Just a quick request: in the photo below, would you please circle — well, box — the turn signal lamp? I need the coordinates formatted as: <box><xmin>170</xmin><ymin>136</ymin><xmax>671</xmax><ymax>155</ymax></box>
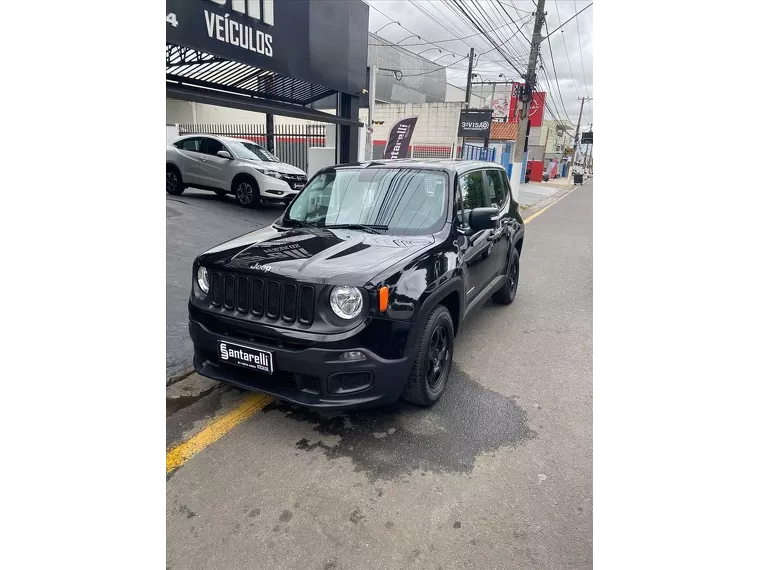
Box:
<box><xmin>378</xmin><ymin>286</ymin><xmax>389</xmax><ymax>312</ymax></box>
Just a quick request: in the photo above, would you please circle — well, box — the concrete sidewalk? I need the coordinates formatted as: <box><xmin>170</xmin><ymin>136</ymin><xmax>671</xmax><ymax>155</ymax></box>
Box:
<box><xmin>517</xmin><ymin>177</ymin><xmax>572</xmax><ymax>210</ymax></box>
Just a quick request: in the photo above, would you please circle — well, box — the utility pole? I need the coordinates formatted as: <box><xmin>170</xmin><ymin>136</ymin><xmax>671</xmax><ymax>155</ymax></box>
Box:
<box><xmin>365</xmin><ymin>65</ymin><xmax>377</xmax><ymax>161</ymax></box>
<box><xmin>461</xmin><ymin>48</ymin><xmax>476</xmax><ymax>155</ymax></box>
<box><xmin>464</xmin><ymin>48</ymin><xmax>475</xmax><ymax>108</ymax></box>
<box><xmin>511</xmin><ymin>0</ymin><xmax>545</xmax><ymax>198</ymax></box>
<box><xmin>569</xmin><ymin>97</ymin><xmax>591</xmax><ymax>175</ymax></box>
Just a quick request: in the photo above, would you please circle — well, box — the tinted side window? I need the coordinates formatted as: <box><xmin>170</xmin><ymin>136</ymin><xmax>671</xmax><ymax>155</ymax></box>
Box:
<box><xmin>485</xmin><ymin>169</ymin><xmax>507</xmax><ymax>210</ymax></box>
<box><xmin>176</xmin><ymin>137</ymin><xmax>201</xmax><ymax>152</ymax></box>
<box><xmin>460</xmin><ymin>171</ymin><xmax>487</xmax><ymax>209</ymax></box>
<box><xmin>457</xmin><ymin>171</ymin><xmax>487</xmax><ymax>227</ymax></box>
<box><xmin>202</xmin><ymin>138</ymin><xmax>225</xmax><ymax>155</ymax></box>
<box><xmin>499</xmin><ymin>169</ymin><xmax>512</xmax><ymax>210</ymax></box>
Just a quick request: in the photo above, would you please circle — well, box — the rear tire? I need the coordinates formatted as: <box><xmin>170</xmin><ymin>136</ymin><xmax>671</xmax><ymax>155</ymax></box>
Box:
<box><xmin>401</xmin><ymin>305</ymin><xmax>454</xmax><ymax>406</ymax></box>
<box><xmin>234</xmin><ymin>177</ymin><xmax>261</xmax><ymax>208</ymax></box>
<box><xmin>492</xmin><ymin>249</ymin><xmax>519</xmax><ymax>305</ymax></box>
<box><xmin>166</xmin><ymin>166</ymin><xmax>184</xmax><ymax>195</ymax></box>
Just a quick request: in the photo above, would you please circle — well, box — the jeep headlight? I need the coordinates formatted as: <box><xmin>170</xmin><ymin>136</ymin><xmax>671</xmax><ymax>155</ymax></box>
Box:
<box><xmin>197</xmin><ymin>266</ymin><xmax>209</xmax><ymax>294</ymax></box>
<box><xmin>258</xmin><ymin>168</ymin><xmax>283</xmax><ymax>179</ymax></box>
<box><xmin>329</xmin><ymin>286</ymin><xmax>363</xmax><ymax>320</ymax></box>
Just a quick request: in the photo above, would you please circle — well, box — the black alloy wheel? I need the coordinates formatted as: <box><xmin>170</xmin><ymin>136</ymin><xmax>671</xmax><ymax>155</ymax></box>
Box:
<box><xmin>166</xmin><ymin>167</ymin><xmax>184</xmax><ymax>195</ymax></box>
<box><xmin>235</xmin><ymin>179</ymin><xmax>260</xmax><ymax>208</ymax></box>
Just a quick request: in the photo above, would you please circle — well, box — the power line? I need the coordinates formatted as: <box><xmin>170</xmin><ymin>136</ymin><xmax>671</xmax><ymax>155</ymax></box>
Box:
<box><xmin>545</xmin><ymin>1</ymin><xmax>593</xmax><ymax>39</ymax></box>
<box><xmin>542</xmin><ymin>16</ymin><xmax>573</xmax><ymax>125</ymax></box>
<box><xmin>439</xmin><ymin>0</ymin><xmax>531</xmax><ymax>69</ymax></box>
<box><xmin>537</xmin><ymin>71</ymin><xmax>574</xmax><ymax>128</ymax></box>
<box><xmin>379</xmin><ymin>22</ymin><xmax>535</xmax><ymax>79</ymax></box>
<box><xmin>447</xmin><ymin>0</ymin><xmax>527</xmax><ymax>77</ymax></box>
<box><xmin>486</xmin><ymin>0</ymin><xmax>532</xmax><ymax>63</ymax></box>
<box><xmin>494</xmin><ymin>0</ymin><xmax>532</xmax><ymax>45</ymax></box>
<box><xmin>554</xmin><ymin>0</ymin><xmax>580</xmax><ymax>99</ymax></box>
<box><xmin>370</xmin><ymin>12</ymin><xmax>530</xmax><ymax>48</ymax></box>
<box><xmin>573</xmin><ymin>0</ymin><xmax>590</xmax><ymax>98</ymax></box>
<box><xmin>367</xmin><ymin>1</ymin><xmax>465</xmax><ymax>57</ymax></box>
<box><xmin>503</xmin><ymin>0</ymin><xmax>535</xmax><ymax>15</ymax></box>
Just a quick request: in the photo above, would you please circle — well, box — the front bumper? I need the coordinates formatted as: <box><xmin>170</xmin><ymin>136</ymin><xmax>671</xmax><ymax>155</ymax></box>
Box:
<box><xmin>258</xmin><ymin>177</ymin><xmax>302</xmax><ymax>200</ymax></box>
<box><xmin>189</xmin><ymin>318</ymin><xmax>413</xmax><ymax>409</ymax></box>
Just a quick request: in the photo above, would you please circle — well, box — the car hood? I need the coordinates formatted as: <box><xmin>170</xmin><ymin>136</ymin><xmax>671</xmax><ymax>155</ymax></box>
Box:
<box><xmin>242</xmin><ymin>159</ymin><xmax>306</xmax><ymax>176</ymax></box>
<box><xmin>198</xmin><ymin>226</ymin><xmax>435</xmax><ymax>285</ymax></box>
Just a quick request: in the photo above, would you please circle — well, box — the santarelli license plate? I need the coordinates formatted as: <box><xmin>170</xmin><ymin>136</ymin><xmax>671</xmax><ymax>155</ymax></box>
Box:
<box><xmin>218</xmin><ymin>341</ymin><xmax>274</xmax><ymax>374</ymax></box>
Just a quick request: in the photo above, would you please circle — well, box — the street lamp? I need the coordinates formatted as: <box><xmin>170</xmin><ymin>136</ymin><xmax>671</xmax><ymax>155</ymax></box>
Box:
<box><xmin>373</xmin><ymin>20</ymin><xmax>400</xmax><ymax>34</ymax></box>
<box><xmin>432</xmin><ymin>53</ymin><xmax>456</xmax><ymax>63</ymax></box>
<box><xmin>398</xmin><ymin>34</ymin><xmax>422</xmax><ymax>45</ymax></box>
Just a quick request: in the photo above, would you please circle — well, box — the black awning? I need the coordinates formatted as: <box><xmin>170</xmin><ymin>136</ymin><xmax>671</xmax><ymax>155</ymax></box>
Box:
<box><xmin>166</xmin><ymin>44</ymin><xmax>361</xmax><ymax>126</ymax></box>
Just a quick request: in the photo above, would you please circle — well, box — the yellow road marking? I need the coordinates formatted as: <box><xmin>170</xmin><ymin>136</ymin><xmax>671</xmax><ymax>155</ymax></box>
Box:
<box><xmin>166</xmin><ymin>184</ymin><xmax>584</xmax><ymax>474</ymax></box>
<box><xmin>166</xmin><ymin>392</ymin><xmax>273</xmax><ymax>474</ymax></box>
<box><xmin>523</xmin><ymin>183</ymin><xmax>581</xmax><ymax>224</ymax></box>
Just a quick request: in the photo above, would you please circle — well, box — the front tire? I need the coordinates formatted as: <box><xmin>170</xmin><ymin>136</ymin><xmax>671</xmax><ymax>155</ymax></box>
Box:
<box><xmin>166</xmin><ymin>166</ymin><xmax>184</xmax><ymax>195</ymax></box>
<box><xmin>492</xmin><ymin>249</ymin><xmax>520</xmax><ymax>305</ymax></box>
<box><xmin>235</xmin><ymin>177</ymin><xmax>261</xmax><ymax>208</ymax></box>
<box><xmin>401</xmin><ymin>305</ymin><xmax>454</xmax><ymax>406</ymax></box>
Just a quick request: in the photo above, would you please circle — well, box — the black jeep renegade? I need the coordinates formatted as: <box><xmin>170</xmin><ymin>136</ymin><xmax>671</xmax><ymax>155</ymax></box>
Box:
<box><xmin>189</xmin><ymin>159</ymin><xmax>525</xmax><ymax>409</ymax></box>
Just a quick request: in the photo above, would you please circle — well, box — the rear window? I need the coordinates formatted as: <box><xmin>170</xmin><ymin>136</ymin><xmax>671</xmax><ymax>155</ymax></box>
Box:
<box><xmin>175</xmin><ymin>138</ymin><xmax>201</xmax><ymax>152</ymax></box>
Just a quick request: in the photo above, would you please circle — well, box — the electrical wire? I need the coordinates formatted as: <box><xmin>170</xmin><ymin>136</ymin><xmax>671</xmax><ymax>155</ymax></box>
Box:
<box><xmin>573</xmin><ymin>0</ymin><xmax>590</xmax><ymax>98</ymax></box>
<box><xmin>382</xmin><ymin>21</ymin><xmax>534</xmax><ymax>79</ymax></box>
<box><xmin>438</xmin><ymin>0</ymin><xmax>530</xmax><ymax>69</ymax></box>
<box><xmin>447</xmin><ymin>0</ymin><xmax>527</xmax><ymax>77</ymax></box>
<box><xmin>453</xmin><ymin>0</ymin><xmax>527</xmax><ymax>66</ymax></box>
<box><xmin>554</xmin><ymin>0</ymin><xmax>581</xmax><ymax>100</ymax></box>
<box><xmin>368</xmin><ymin>1</ymin><xmax>465</xmax><ymax>58</ymax></box>
<box><xmin>494</xmin><ymin>0</ymin><xmax>532</xmax><ymax>45</ymax></box>
<box><xmin>485</xmin><ymin>0</ymin><xmax>532</xmax><ymax>63</ymax></box>
<box><xmin>369</xmin><ymin>12</ymin><xmax>530</xmax><ymax>48</ymax></box>
<box><xmin>542</xmin><ymin>16</ymin><xmax>574</xmax><ymax>125</ymax></box>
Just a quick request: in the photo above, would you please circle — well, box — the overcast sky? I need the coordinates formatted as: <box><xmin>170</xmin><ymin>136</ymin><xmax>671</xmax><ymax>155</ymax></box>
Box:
<box><xmin>365</xmin><ymin>0</ymin><xmax>593</xmax><ymax>129</ymax></box>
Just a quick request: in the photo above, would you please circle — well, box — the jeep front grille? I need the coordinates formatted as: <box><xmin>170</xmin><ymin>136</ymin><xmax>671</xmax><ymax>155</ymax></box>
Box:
<box><xmin>209</xmin><ymin>271</ymin><xmax>315</xmax><ymax>326</ymax></box>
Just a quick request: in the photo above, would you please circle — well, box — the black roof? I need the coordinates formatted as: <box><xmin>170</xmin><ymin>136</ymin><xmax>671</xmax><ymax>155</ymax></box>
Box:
<box><xmin>330</xmin><ymin>158</ymin><xmax>507</xmax><ymax>175</ymax></box>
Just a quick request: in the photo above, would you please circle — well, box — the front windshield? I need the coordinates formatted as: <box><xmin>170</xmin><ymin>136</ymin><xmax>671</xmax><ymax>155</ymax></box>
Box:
<box><xmin>284</xmin><ymin>168</ymin><xmax>449</xmax><ymax>235</ymax></box>
<box><xmin>227</xmin><ymin>141</ymin><xmax>279</xmax><ymax>162</ymax></box>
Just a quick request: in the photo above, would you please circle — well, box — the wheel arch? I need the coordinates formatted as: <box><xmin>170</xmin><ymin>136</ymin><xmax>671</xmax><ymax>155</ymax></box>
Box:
<box><xmin>411</xmin><ymin>276</ymin><xmax>464</xmax><ymax>346</ymax></box>
<box><xmin>231</xmin><ymin>172</ymin><xmax>259</xmax><ymax>193</ymax></box>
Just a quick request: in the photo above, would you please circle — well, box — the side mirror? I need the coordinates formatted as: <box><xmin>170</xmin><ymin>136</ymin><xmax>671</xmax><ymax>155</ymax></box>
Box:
<box><xmin>469</xmin><ymin>207</ymin><xmax>498</xmax><ymax>232</ymax></box>
<box><xmin>217</xmin><ymin>150</ymin><xmax>232</xmax><ymax>159</ymax></box>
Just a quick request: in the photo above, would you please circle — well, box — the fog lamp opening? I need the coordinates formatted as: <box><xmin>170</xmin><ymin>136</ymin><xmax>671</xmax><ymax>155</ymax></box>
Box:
<box><xmin>339</xmin><ymin>351</ymin><xmax>366</xmax><ymax>361</ymax></box>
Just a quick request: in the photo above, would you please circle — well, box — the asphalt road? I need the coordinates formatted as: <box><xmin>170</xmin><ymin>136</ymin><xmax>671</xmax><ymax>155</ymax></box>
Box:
<box><xmin>166</xmin><ymin>190</ymin><xmax>285</xmax><ymax>378</ymax></box>
<box><xmin>166</xmin><ymin>181</ymin><xmax>592</xmax><ymax>569</ymax></box>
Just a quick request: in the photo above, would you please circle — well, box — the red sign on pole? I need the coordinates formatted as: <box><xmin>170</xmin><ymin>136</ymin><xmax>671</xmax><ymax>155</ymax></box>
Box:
<box><xmin>507</xmin><ymin>84</ymin><xmax>546</xmax><ymax>127</ymax></box>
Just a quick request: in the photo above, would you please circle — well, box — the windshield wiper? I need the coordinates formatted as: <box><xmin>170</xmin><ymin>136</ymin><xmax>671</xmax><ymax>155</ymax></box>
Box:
<box><xmin>282</xmin><ymin>217</ymin><xmax>318</xmax><ymax>229</ymax></box>
<box><xmin>323</xmin><ymin>223</ymin><xmax>389</xmax><ymax>234</ymax></box>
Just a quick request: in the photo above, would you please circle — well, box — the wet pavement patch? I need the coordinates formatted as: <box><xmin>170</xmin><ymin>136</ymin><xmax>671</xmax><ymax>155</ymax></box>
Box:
<box><xmin>263</xmin><ymin>365</ymin><xmax>537</xmax><ymax>482</ymax></box>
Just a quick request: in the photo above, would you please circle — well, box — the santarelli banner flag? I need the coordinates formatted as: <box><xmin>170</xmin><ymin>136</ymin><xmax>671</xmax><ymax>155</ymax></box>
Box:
<box><xmin>383</xmin><ymin>117</ymin><xmax>419</xmax><ymax>159</ymax></box>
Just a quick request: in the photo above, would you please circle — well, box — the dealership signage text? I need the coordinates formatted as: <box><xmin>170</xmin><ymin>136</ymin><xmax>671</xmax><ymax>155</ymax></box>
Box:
<box><xmin>207</xmin><ymin>0</ymin><xmax>273</xmax><ymax>57</ymax></box>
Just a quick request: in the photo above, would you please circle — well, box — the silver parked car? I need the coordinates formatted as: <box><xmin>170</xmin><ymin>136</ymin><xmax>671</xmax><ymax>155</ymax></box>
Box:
<box><xmin>166</xmin><ymin>134</ymin><xmax>308</xmax><ymax>207</ymax></box>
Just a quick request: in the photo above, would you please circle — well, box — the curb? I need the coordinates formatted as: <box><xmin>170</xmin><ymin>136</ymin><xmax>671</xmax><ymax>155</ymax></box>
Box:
<box><xmin>166</xmin><ymin>366</ymin><xmax>195</xmax><ymax>388</ymax></box>
<box><xmin>519</xmin><ymin>182</ymin><xmax>579</xmax><ymax>220</ymax></box>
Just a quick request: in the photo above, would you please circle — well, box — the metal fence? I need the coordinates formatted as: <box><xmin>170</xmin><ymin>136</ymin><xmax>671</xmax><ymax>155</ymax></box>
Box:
<box><xmin>177</xmin><ymin>123</ymin><xmax>327</xmax><ymax>172</ymax></box>
<box><xmin>371</xmin><ymin>141</ymin><xmax>457</xmax><ymax>160</ymax></box>
<box><xmin>461</xmin><ymin>144</ymin><xmax>496</xmax><ymax>162</ymax></box>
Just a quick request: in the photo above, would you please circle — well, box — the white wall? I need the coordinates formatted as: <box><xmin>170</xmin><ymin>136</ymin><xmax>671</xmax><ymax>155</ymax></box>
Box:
<box><xmin>368</xmin><ymin>102</ymin><xmax>465</xmax><ymax>144</ymax></box>
<box><xmin>445</xmin><ymin>84</ymin><xmax>485</xmax><ymax>107</ymax></box>
<box><xmin>166</xmin><ymin>99</ymin><xmax>334</xmax><ymax>126</ymax></box>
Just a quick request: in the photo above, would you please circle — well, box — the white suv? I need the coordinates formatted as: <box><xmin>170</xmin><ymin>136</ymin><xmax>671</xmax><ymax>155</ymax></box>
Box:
<box><xmin>166</xmin><ymin>134</ymin><xmax>308</xmax><ymax>207</ymax></box>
